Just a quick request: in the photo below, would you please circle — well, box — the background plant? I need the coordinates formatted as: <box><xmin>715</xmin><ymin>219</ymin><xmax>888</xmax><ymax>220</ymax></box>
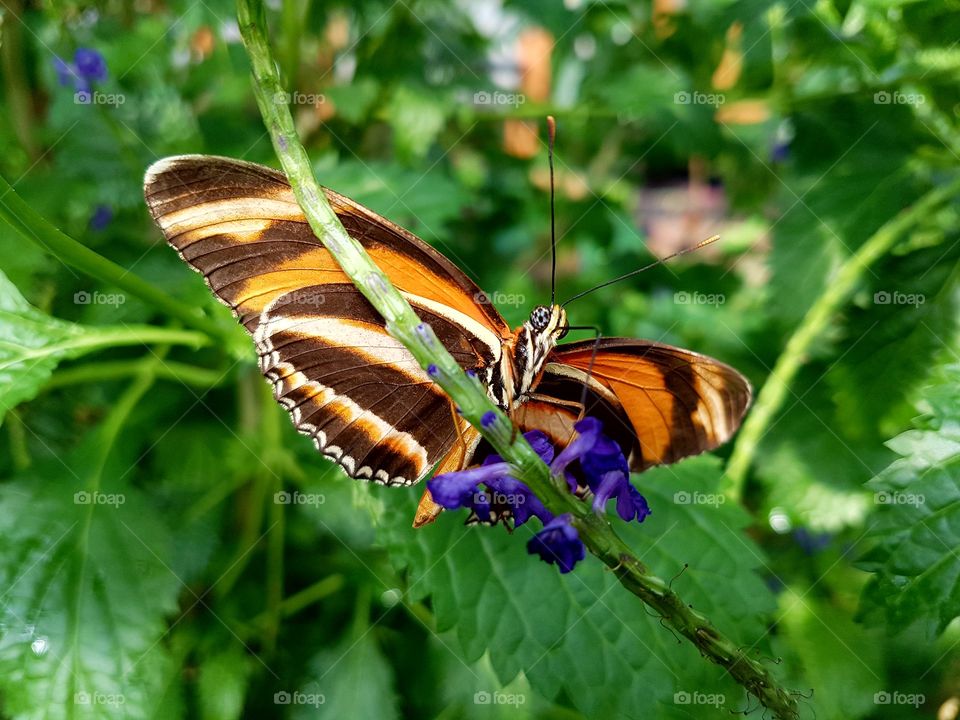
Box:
<box><xmin>0</xmin><ymin>1</ymin><xmax>958</xmax><ymax>719</ymax></box>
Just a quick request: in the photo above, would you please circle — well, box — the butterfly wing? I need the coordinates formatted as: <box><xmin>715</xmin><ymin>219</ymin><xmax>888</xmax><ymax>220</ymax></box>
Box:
<box><xmin>515</xmin><ymin>338</ymin><xmax>751</xmax><ymax>471</ymax></box>
<box><xmin>145</xmin><ymin>155</ymin><xmax>504</xmax><ymax>486</ymax></box>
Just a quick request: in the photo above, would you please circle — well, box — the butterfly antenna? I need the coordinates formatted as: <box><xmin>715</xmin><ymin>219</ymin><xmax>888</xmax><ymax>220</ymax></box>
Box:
<box><xmin>561</xmin><ymin>234</ymin><xmax>720</xmax><ymax>308</ymax></box>
<box><xmin>547</xmin><ymin>116</ymin><xmax>558</xmax><ymax>306</ymax></box>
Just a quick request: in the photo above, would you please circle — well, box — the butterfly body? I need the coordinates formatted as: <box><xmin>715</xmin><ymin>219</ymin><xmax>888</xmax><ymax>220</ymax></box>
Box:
<box><xmin>144</xmin><ymin>156</ymin><xmax>751</xmax><ymax>515</ymax></box>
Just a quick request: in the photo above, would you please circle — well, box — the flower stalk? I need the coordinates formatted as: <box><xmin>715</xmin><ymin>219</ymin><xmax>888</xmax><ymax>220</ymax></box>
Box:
<box><xmin>723</xmin><ymin>175</ymin><xmax>960</xmax><ymax>499</ymax></box>
<box><xmin>235</xmin><ymin>1</ymin><xmax>798</xmax><ymax>716</ymax></box>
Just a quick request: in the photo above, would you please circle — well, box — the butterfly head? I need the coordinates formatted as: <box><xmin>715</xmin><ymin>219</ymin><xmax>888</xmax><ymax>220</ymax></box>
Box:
<box><xmin>528</xmin><ymin>304</ymin><xmax>568</xmax><ymax>341</ymax></box>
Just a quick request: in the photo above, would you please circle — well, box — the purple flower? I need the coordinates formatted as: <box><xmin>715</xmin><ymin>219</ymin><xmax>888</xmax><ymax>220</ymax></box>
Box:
<box><xmin>54</xmin><ymin>57</ymin><xmax>77</xmax><ymax>87</ymax></box>
<box><xmin>527</xmin><ymin>514</ymin><xmax>584</xmax><ymax>573</ymax></box>
<box><xmin>551</xmin><ymin>417</ymin><xmax>651</xmax><ymax>524</ymax></box>
<box><xmin>427</xmin><ymin>416</ymin><xmax>648</xmax><ymax>576</ymax></box>
<box><xmin>592</xmin><ymin>473</ymin><xmax>652</xmax><ymax>522</ymax></box>
<box><xmin>550</xmin><ymin>417</ymin><xmax>602</xmax><ymax>475</ymax></box>
<box><xmin>74</xmin><ymin>48</ymin><xmax>107</xmax><ymax>83</ymax></box>
<box><xmin>52</xmin><ymin>48</ymin><xmax>108</xmax><ymax>94</ymax></box>
<box><xmin>427</xmin><ymin>463</ymin><xmax>500</xmax><ymax>510</ymax></box>
<box><xmin>427</xmin><ymin>430</ymin><xmax>554</xmax><ymax>526</ymax></box>
<box><xmin>89</xmin><ymin>204</ymin><xmax>113</xmax><ymax>231</ymax></box>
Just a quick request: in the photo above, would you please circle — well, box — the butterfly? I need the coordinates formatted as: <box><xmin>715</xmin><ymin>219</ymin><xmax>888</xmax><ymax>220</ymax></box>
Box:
<box><xmin>144</xmin><ymin>155</ymin><xmax>751</xmax><ymax>526</ymax></box>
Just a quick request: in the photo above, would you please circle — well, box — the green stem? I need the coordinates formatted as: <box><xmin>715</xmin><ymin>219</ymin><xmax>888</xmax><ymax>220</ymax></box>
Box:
<box><xmin>263</xmin><ymin>383</ymin><xmax>285</xmax><ymax>654</ymax></box>
<box><xmin>723</xmin><ymin>176</ymin><xmax>960</xmax><ymax>498</ymax></box>
<box><xmin>235</xmin><ymin>2</ymin><xmax>798</xmax><ymax>716</ymax></box>
<box><xmin>0</xmin><ymin>325</ymin><xmax>208</xmax><ymax>370</ymax></box>
<box><xmin>240</xmin><ymin>574</ymin><xmax>344</xmax><ymax>638</ymax></box>
<box><xmin>69</xmin><ymin>349</ymin><xmax>165</xmax><ymax>703</ymax></box>
<box><xmin>0</xmin><ymin>173</ymin><xmax>232</xmax><ymax>343</ymax></box>
<box><xmin>0</xmin><ymin>0</ymin><xmax>41</xmax><ymax>160</ymax></box>
<box><xmin>45</xmin><ymin>357</ymin><xmax>228</xmax><ymax>390</ymax></box>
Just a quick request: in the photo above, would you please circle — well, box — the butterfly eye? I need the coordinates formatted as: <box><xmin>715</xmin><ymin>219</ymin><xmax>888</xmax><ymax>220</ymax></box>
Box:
<box><xmin>557</xmin><ymin>326</ymin><xmax>569</xmax><ymax>340</ymax></box>
<box><xmin>530</xmin><ymin>305</ymin><xmax>551</xmax><ymax>331</ymax></box>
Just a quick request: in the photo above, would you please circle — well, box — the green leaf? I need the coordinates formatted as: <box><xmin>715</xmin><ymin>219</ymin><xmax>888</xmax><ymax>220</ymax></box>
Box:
<box><xmin>860</xmin><ymin>360</ymin><xmax>960</xmax><ymax>635</ymax></box>
<box><xmin>0</xmin><ymin>438</ymin><xmax>182</xmax><ymax>719</ymax></box>
<box><xmin>384</xmin><ymin>456</ymin><xmax>776</xmax><ymax>718</ymax></box>
<box><xmin>292</xmin><ymin>626</ymin><xmax>399</xmax><ymax>720</ymax></box>
<box><xmin>385</xmin><ymin>86</ymin><xmax>447</xmax><ymax>162</ymax></box>
<box><xmin>198</xmin><ymin>645</ymin><xmax>253</xmax><ymax>720</ymax></box>
<box><xmin>776</xmin><ymin>590</ymin><xmax>884</xmax><ymax>720</ymax></box>
<box><xmin>0</xmin><ymin>269</ymin><xmax>91</xmax><ymax>421</ymax></box>
<box><xmin>0</xmin><ymin>269</ymin><xmax>207</xmax><ymax>424</ymax></box>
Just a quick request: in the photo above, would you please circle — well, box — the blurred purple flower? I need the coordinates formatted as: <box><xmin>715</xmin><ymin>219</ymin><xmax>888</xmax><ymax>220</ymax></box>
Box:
<box><xmin>89</xmin><ymin>204</ymin><xmax>113</xmax><ymax>231</ymax></box>
<box><xmin>53</xmin><ymin>48</ymin><xmax>108</xmax><ymax>94</ymax></box>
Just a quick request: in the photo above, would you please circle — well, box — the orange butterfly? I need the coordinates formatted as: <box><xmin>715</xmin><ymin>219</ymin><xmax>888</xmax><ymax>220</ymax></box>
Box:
<box><xmin>144</xmin><ymin>155</ymin><xmax>750</xmax><ymax>526</ymax></box>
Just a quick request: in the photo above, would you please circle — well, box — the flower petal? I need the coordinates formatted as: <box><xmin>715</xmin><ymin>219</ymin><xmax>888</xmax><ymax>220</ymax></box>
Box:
<box><xmin>526</xmin><ymin>514</ymin><xmax>585</xmax><ymax>573</ymax></box>
<box><xmin>74</xmin><ymin>48</ymin><xmax>108</xmax><ymax>82</ymax></box>
<box><xmin>550</xmin><ymin>417</ymin><xmax>602</xmax><ymax>474</ymax></box>
<box><xmin>427</xmin><ymin>462</ymin><xmax>510</xmax><ymax>509</ymax></box>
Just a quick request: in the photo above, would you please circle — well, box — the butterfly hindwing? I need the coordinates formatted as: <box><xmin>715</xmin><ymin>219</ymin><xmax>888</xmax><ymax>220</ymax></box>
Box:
<box><xmin>144</xmin><ymin>155</ymin><xmax>507</xmax><ymax>486</ymax></box>
<box><xmin>526</xmin><ymin>339</ymin><xmax>751</xmax><ymax>470</ymax></box>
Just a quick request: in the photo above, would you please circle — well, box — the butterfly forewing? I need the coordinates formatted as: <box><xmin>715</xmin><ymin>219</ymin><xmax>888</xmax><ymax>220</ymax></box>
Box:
<box><xmin>144</xmin><ymin>155</ymin><xmax>506</xmax><ymax>486</ymax></box>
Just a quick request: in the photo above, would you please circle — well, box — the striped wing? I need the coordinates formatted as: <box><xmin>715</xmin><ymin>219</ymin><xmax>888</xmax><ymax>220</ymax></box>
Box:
<box><xmin>144</xmin><ymin>155</ymin><xmax>506</xmax><ymax>486</ymax></box>
<box><xmin>516</xmin><ymin>339</ymin><xmax>751</xmax><ymax>471</ymax></box>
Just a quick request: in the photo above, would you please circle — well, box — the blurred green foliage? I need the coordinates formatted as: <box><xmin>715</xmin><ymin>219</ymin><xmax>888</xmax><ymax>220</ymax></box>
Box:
<box><xmin>0</xmin><ymin>0</ymin><xmax>959</xmax><ymax>718</ymax></box>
